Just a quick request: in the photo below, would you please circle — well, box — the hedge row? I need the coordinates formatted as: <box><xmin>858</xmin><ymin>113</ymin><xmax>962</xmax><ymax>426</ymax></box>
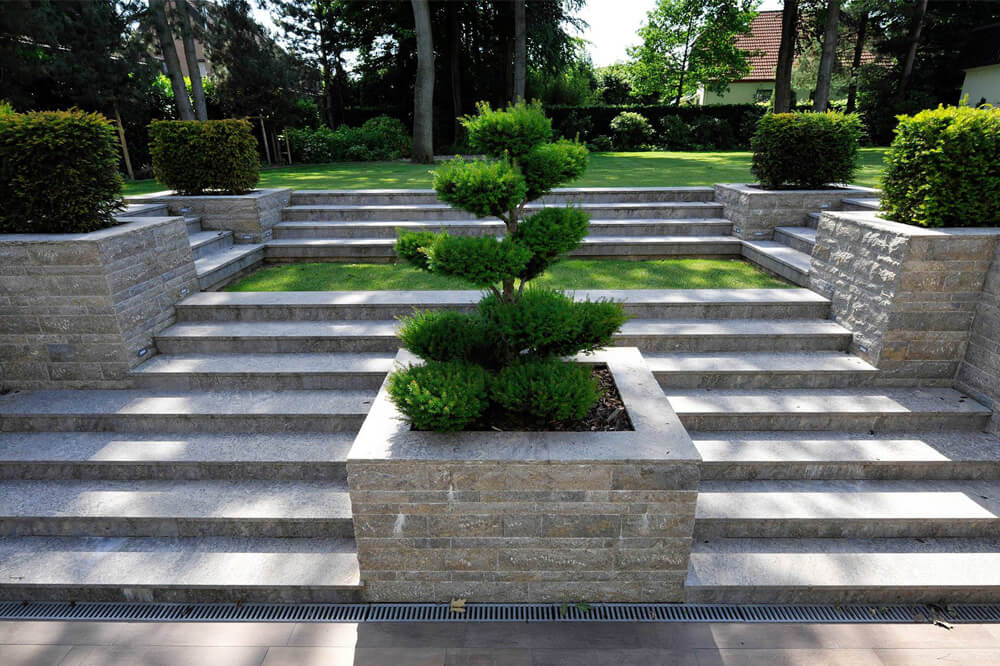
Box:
<box><xmin>285</xmin><ymin>116</ymin><xmax>411</xmax><ymax>163</ymax></box>
<box><xmin>149</xmin><ymin>119</ymin><xmax>260</xmax><ymax>195</ymax></box>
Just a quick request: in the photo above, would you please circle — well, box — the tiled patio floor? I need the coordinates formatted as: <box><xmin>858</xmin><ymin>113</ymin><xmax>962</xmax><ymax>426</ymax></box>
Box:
<box><xmin>0</xmin><ymin>620</ymin><xmax>998</xmax><ymax>665</ymax></box>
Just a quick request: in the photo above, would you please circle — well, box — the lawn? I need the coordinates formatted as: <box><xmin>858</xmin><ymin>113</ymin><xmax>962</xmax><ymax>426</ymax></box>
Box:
<box><xmin>123</xmin><ymin>148</ymin><xmax>887</xmax><ymax>195</ymax></box>
<box><xmin>226</xmin><ymin>258</ymin><xmax>791</xmax><ymax>292</ymax></box>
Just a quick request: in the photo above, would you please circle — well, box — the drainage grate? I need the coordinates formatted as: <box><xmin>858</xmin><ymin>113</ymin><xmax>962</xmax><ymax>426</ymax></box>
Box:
<box><xmin>0</xmin><ymin>601</ymin><xmax>996</xmax><ymax>623</ymax></box>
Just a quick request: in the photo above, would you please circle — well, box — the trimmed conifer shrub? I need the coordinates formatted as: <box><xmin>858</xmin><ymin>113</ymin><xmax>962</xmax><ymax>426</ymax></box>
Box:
<box><xmin>751</xmin><ymin>112</ymin><xmax>863</xmax><ymax>188</ymax></box>
<box><xmin>149</xmin><ymin>119</ymin><xmax>259</xmax><ymax>195</ymax></box>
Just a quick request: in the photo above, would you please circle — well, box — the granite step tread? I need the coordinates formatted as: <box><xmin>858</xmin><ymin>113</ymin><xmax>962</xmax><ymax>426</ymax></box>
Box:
<box><xmin>291</xmin><ymin>186</ymin><xmax>715</xmax><ymax>196</ymax></box>
<box><xmin>774</xmin><ymin>226</ymin><xmax>817</xmax><ymax>243</ymax></box>
<box><xmin>132</xmin><ymin>352</ymin><xmax>395</xmax><ymax>377</ymax></box>
<box><xmin>842</xmin><ymin>197</ymin><xmax>881</xmax><ymax>211</ymax></box>
<box><xmin>694</xmin><ymin>430</ymin><xmax>1000</xmax><ymax>480</ymax></box>
<box><xmin>0</xmin><ymin>536</ymin><xmax>361</xmax><ymax>602</ymax></box>
<box><xmin>188</xmin><ymin>229</ymin><xmax>233</xmax><ymax>250</ymax></box>
<box><xmin>742</xmin><ymin>240</ymin><xmax>813</xmax><ymax>273</ymax></box>
<box><xmin>272</xmin><ymin>217</ymin><xmax>734</xmax><ymax>230</ymax></box>
<box><xmin>193</xmin><ymin>243</ymin><xmax>263</xmax><ymax>277</ymax></box>
<box><xmin>645</xmin><ymin>351</ymin><xmax>876</xmax><ymax>374</ymax></box>
<box><xmin>283</xmin><ymin>201</ymin><xmax>724</xmax><ymax>213</ymax></box>
<box><xmin>686</xmin><ymin>537</ymin><xmax>1000</xmax><ymax>603</ymax></box>
<box><xmin>264</xmin><ymin>234</ymin><xmax>743</xmax><ymax>247</ymax></box>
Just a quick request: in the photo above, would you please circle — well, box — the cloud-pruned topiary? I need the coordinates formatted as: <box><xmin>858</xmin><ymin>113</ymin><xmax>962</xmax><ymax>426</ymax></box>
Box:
<box><xmin>389</xmin><ymin>101</ymin><xmax>628</xmax><ymax>432</ymax></box>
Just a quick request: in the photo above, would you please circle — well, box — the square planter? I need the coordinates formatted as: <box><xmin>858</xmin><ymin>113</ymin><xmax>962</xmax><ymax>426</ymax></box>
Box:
<box><xmin>128</xmin><ymin>188</ymin><xmax>292</xmax><ymax>244</ymax></box>
<box><xmin>715</xmin><ymin>183</ymin><xmax>878</xmax><ymax>240</ymax></box>
<box><xmin>347</xmin><ymin>347</ymin><xmax>701</xmax><ymax>603</ymax></box>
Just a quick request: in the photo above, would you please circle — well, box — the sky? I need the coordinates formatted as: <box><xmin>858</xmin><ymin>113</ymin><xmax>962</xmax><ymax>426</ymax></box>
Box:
<box><xmin>253</xmin><ymin>0</ymin><xmax>787</xmax><ymax>70</ymax></box>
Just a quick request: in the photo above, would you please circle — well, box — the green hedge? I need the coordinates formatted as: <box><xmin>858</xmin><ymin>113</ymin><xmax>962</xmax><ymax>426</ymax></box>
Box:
<box><xmin>751</xmin><ymin>112</ymin><xmax>863</xmax><ymax>189</ymax></box>
<box><xmin>0</xmin><ymin>109</ymin><xmax>124</xmax><ymax>233</ymax></box>
<box><xmin>881</xmin><ymin>105</ymin><xmax>1000</xmax><ymax>228</ymax></box>
<box><xmin>149</xmin><ymin>119</ymin><xmax>259</xmax><ymax>195</ymax></box>
<box><xmin>285</xmin><ymin>116</ymin><xmax>410</xmax><ymax>163</ymax></box>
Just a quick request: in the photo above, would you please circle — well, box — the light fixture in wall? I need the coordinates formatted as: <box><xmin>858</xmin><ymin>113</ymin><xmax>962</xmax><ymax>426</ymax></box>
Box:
<box><xmin>179</xmin><ymin>288</ymin><xmax>190</xmax><ymax>297</ymax></box>
<box><xmin>137</xmin><ymin>348</ymin><xmax>149</xmax><ymax>358</ymax></box>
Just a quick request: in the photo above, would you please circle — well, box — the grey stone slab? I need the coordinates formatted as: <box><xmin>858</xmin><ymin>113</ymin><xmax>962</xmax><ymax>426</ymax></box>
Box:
<box><xmin>194</xmin><ymin>244</ymin><xmax>263</xmax><ymax>290</ymax></box>
<box><xmin>616</xmin><ymin>319</ymin><xmax>852</xmax><ymax>352</ymax></box>
<box><xmin>154</xmin><ymin>320</ymin><xmax>400</xmax><ymax>354</ymax></box>
<box><xmin>742</xmin><ymin>240</ymin><xmax>813</xmax><ymax>273</ymax></box>
<box><xmin>646</xmin><ymin>352</ymin><xmax>877</xmax><ymax>384</ymax></box>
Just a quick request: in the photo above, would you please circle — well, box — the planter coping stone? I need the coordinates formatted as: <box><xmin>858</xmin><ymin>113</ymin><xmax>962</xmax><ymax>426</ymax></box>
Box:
<box><xmin>820</xmin><ymin>210</ymin><xmax>1000</xmax><ymax>238</ymax></box>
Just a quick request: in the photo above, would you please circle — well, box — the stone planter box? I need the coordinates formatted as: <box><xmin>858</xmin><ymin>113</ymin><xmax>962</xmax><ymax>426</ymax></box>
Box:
<box><xmin>715</xmin><ymin>183</ymin><xmax>877</xmax><ymax>240</ymax></box>
<box><xmin>129</xmin><ymin>188</ymin><xmax>292</xmax><ymax>244</ymax></box>
<box><xmin>0</xmin><ymin>216</ymin><xmax>198</xmax><ymax>390</ymax></box>
<box><xmin>811</xmin><ymin>210</ymin><xmax>1000</xmax><ymax>387</ymax></box>
<box><xmin>347</xmin><ymin>347</ymin><xmax>701</xmax><ymax>603</ymax></box>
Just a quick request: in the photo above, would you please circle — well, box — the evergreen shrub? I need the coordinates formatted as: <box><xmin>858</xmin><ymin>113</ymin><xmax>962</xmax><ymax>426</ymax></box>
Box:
<box><xmin>149</xmin><ymin>119</ymin><xmax>259</xmax><ymax>195</ymax></box>
<box><xmin>751</xmin><ymin>112</ymin><xmax>863</xmax><ymax>188</ymax></box>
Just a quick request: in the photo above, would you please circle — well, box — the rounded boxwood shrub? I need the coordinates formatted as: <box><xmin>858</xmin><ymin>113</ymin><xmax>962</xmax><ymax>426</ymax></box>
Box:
<box><xmin>149</xmin><ymin>119</ymin><xmax>259</xmax><ymax>195</ymax></box>
<box><xmin>609</xmin><ymin>111</ymin><xmax>654</xmax><ymax>150</ymax></box>
<box><xmin>490</xmin><ymin>357</ymin><xmax>599</xmax><ymax>422</ymax></box>
<box><xmin>751</xmin><ymin>112</ymin><xmax>863</xmax><ymax>188</ymax></box>
<box><xmin>881</xmin><ymin>105</ymin><xmax>1000</xmax><ymax>228</ymax></box>
<box><xmin>0</xmin><ymin>108</ymin><xmax>124</xmax><ymax>233</ymax></box>
<box><xmin>388</xmin><ymin>361</ymin><xmax>490</xmax><ymax>432</ymax></box>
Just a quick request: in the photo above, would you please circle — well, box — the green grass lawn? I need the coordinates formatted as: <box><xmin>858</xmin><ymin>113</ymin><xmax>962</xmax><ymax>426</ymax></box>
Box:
<box><xmin>123</xmin><ymin>148</ymin><xmax>887</xmax><ymax>195</ymax></box>
<box><xmin>226</xmin><ymin>258</ymin><xmax>791</xmax><ymax>292</ymax></box>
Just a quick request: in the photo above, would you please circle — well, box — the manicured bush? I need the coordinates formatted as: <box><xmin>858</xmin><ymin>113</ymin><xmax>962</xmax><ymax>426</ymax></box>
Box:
<box><xmin>389</xmin><ymin>102</ymin><xmax>628</xmax><ymax>431</ymax></box>
<box><xmin>388</xmin><ymin>361</ymin><xmax>490</xmax><ymax>432</ymax></box>
<box><xmin>881</xmin><ymin>105</ymin><xmax>1000</xmax><ymax>228</ymax></box>
<box><xmin>609</xmin><ymin>111</ymin><xmax>654</xmax><ymax>150</ymax></box>
<box><xmin>689</xmin><ymin>116</ymin><xmax>736</xmax><ymax>150</ymax></box>
<box><xmin>0</xmin><ymin>108</ymin><xmax>124</xmax><ymax>233</ymax></box>
<box><xmin>149</xmin><ymin>119</ymin><xmax>259</xmax><ymax>195</ymax></box>
<box><xmin>491</xmin><ymin>357</ymin><xmax>599</xmax><ymax>422</ymax></box>
<box><xmin>660</xmin><ymin>115</ymin><xmax>693</xmax><ymax>150</ymax></box>
<box><xmin>751</xmin><ymin>112</ymin><xmax>863</xmax><ymax>189</ymax></box>
<box><xmin>284</xmin><ymin>115</ymin><xmax>411</xmax><ymax>163</ymax></box>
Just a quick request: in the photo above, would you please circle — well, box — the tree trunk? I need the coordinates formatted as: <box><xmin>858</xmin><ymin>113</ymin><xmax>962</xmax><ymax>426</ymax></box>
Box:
<box><xmin>895</xmin><ymin>0</ymin><xmax>928</xmax><ymax>104</ymax></box>
<box><xmin>773</xmin><ymin>0</ymin><xmax>799</xmax><ymax>113</ymax></box>
<box><xmin>410</xmin><ymin>0</ymin><xmax>435</xmax><ymax>163</ymax></box>
<box><xmin>449</xmin><ymin>3</ymin><xmax>463</xmax><ymax>144</ymax></box>
<box><xmin>175</xmin><ymin>0</ymin><xmax>208</xmax><ymax>120</ymax></box>
<box><xmin>846</xmin><ymin>10</ymin><xmax>868</xmax><ymax>114</ymax></box>
<box><xmin>513</xmin><ymin>0</ymin><xmax>526</xmax><ymax>102</ymax></box>
<box><xmin>674</xmin><ymin>15</ymin><xmax>696</xmax><ymax>106</ymax></box>
<box><xmin>113</xmin><ymin>102</ymin><xmax>134</xmax><ymax>181</ymax></box>
<box><xmin>813</xmin><ymin>0</ymin><xmax>841</xmax><ymax>111</ymax></box>
<box><xmin>149</xmin><ymin>0</ymin><xmax>194</xmax><ymax>120</ymax></box>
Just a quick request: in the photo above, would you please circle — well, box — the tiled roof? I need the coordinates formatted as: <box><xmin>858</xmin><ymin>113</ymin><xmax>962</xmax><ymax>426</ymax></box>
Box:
<box><xmin>734</xmin><ymin>10</ymin><xmax>783</xmax><ymax>82</ymax></box>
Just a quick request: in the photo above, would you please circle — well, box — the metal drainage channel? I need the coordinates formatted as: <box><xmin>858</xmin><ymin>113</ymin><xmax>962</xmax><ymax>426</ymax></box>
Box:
<box><xmin>0</xmin><ymin>602</ymin><xmax>998</xmax><ymax>624</ymax></box>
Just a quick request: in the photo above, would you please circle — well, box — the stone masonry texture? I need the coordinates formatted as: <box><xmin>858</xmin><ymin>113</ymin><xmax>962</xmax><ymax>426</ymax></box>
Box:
<box><xmin>715</xmin><ymin>183</ymin><xmax>876</xmax><ymax>241</ymax></box>
<box><xmin>0</xmin><ymin>217</ymin><xmax>199</xmax><ymax>390</ymax></box>
<box><xmin>139</xmin><ymin>189</ymin><xmax>292</xmax><ymax>244</ymax></box>
<box><xmin>810</xmin><ymin>211</ymin><xmax>1000</xmax><ymax>387</ymax></box>
<box><xmin>958</xmin><ymin>242</ymin><xmax>1000</xmax><ymax>434</ymax></box>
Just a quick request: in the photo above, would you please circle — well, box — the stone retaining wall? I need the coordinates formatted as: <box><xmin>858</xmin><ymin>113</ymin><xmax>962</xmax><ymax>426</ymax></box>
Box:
<box><xmin>715</xmin><ymin>183</ymin><xmax>876</xmax><ymax>241</ymax></box>
<box><xmin>957</xmin><ymin>243</ymin><xmax>1000</xmax><ymax>434</ymax></box>
<box><xmin>134</xmin><ymin>188</ymin><xmax>292</xmax><ymax>244</ymax></box>
<box><xmin>0</xmin><ymin>217</ymin><xmax>198</xmax><ymax>390</ymax></box>
<box><xmin>810</xmin><ymin>210</ymin><xmax>1000</xmax><ymax>387</ymax></box>
<box><xmin>347</xmin><ymin>348</ymin><xmax>700</xmax><ymax>603</ymax></box>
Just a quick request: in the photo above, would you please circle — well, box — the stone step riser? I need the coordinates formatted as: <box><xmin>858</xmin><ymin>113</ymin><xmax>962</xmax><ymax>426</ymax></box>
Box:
<box><xmin>676</xmin><ymin>413</ymin><xmax>991</xmax><ymax>432</ymax></box>
<box><xmin>740</xmin><ymin>246</ymin><xmax>810</xmax><ymax>287</ymax></box>
<box><xmin>0</xmin><ymin>414</ymin><xmax>365</xmax><ymax>434</ymax></box>
<box><xmin>131</xmin><ymin>372</ymin><xmax>385</xmax><ymax>391</ymax></box>
<box><xmin>0</xmin><ymin>462</ymin><xmax>347</xmax><ymax>482</ymax></box>
<box><xmin>156</xmin><ymin>334</ymin><xmax>851</xmax><ymax>355</ymax></box>
<box><xmin>693</xmin><ymin>518</ymin><xmax>1000</xmax><ymax>540</ymax></box>
<box><xmin>683</xmin><ymin>585</ymin><xmax>1000</xmax><ymax>605</ymax></box>
<box><xmin>176</xmin><ymin>302</ymin><xmax>831</xmax><ymax>322</ymax></box>
<box><xmin>185</xmin><ymin>217</ymin><xmax>203</xmax><ymax>235</ymax></box>
<box><xmin>700</xmin><ymin>461</ymin><xmax>1000</xmax><ymax>481</ymax></box>
<box><xmin>656</xmin><ymin>372</ymin><xmax>876</xmax><ymax>390</ymax></box>
<box><xmin>1</xmin><ymin>584</ymin><xmax>363</xmax><ymax>604</ymax></box>
<box><xmin>774</xmin><ymin>230</ymin><xmax>816</xmax><ymax>254</ymax></box>
<box><xmin>289</xmin><ymin>190</ymin><xmax>716</xmax><ymax>206</ymax></box>
<box><xmin>190</xmin><ymin>234</ymin><xmax>234</xmax><ymax>260</ymax></box>
<box><xmin>281</xmin><ymin>204</ymin><xmax>725</xmax><ymax>222</ymax></box>
<box><xmin>804</xmin><ymin>213</ymin><xmax>820</xmax><ymax>229</ymax></box>
<box><xmin>0</xmin><ymin>517</ymin><xmax>355</xmax><ymax>539</ymax></box>
<box><xmin>272</xmin><ymin>221</ymin><xmax>734</xmax><ymax>239</ymax></box>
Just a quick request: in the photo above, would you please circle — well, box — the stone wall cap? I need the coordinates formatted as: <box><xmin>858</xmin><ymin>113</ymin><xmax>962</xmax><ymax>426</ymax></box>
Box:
<box><xmin>133</xmin><ymin>187</ymin><xmax>292</xmax><ymax>202</ymax></box>
<box><xmin>716</xmin><ymin>183</ymin><xmax>880</xmax><ymax>195</ymax></box>
<box><xmin>822</xmin><ymin>210</ymin><xmax>1000</xmax><ymax>238</ymax></box>
<box><xmin>348</xmin><ymin>347</ymin><xmax>700</xmax><ymax>465</ymax></box>
<box><xmin>0</xmin><ymin>215</ymin><xmax>185</xmax><ymax>243</ymax></box>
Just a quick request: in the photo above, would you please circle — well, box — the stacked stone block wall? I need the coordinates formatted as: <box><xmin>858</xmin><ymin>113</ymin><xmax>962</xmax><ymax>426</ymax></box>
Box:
<box><xmin>0</xmin><ymin>217</ymin><xmax>198</xmax><ymax>390</ymax></box>
<box><xmin>810</xmin><ymin>211</ymin><xmax>1000</xmax><ymax>387</ymax></box>
<box><xmin>137</xmin><ymin>189</ymin><xmax>291</xmax><ymax>244</ymax></box>
<box><xmin>958</xmin><ymin>243</ymin><xmax>1000</xmax><ymax>434</ymax></box>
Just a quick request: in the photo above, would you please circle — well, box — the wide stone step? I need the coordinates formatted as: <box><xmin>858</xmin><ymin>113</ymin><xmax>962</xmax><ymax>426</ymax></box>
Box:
<box><xmin>0</xmin><ymin>536</ymin><xmax>362</xmax><ymax>602</ymax></box>
<box><xmin>841</xmin><ymin>197</ymin><xmax>881</xmax><ymax>212</ymax></box>
<box><xmin>195</xmin><ymin>244</ymin><xmax>263</xmax><ymax>291</ymax></box>
<box><xmin>289</xmin><ymin>186</ymin><xmax>716</xmax><ymax>206</ymax></box>
<box><xmin>665</xmin><ymin>388</ymin><xmax>992</xmax><ymax>431</ymax></box>
<box><xmin>0</xmin><ymin>432</ymin><xmax>353</xmax><ymax>480</ymax></box>
<box><xmin>741</xmin><ymin>241</ymin><xmax>812</xmax><ymax>287</ymax></box>
<box><xmin>131</xmin><ymin>352</ymin><xmax>394</xmax><ymax>390</ymax></box>
<box><xmin>617</xmin><ymin>319</ymin><xmax>852</xmax><ymax>353</ymax></box>
<box><xmin>185</xmin><ymin>215</ymin><xmax>203</xmax><ymax>235</ymax></box>
<box><xmin>686</xmin><ymin>537</ymin><xmax>1000</xmax><ymax>603</ymax></box>
<box><xmin>281</xmin><ymin>201</ymin><xmax>725</xmax><ymax>222</ymax></box>
<box><xmin>175</xmin><ymin>288</ymin><xmax>830</xmax><ymax>322</ymax></box>
<box><xmin>263</xmin><ymin>235</ymin><xmax>742</xmax><ymax>262</ymax></box>
<box><xmin>805</xmin><ymin>212</ymin><xmax>821</xmax><ymax>229</ymax></box>
<box><xmin>188</xmin><ymin>229</ymin><xmax>233</xmax><ymax>260</ymax></box>
<box><xmin>0</xmin><ymin>389</ymin><xmax>372</xmax><ymax>433</ymax></box>
<box><xmin>272</xmin><ymin>218</ymin><xmax>734</xmax><ymax>239</ymax></box>
<box><xmin>695</xmin><ymin>479</ymin><xmax>1000</xmax><ymax>538</ymax></box>
<box><xmin>773</xmin><ymin>226</ymin><xmax>816</xmax><ymax>254</ymax></box>
<box><xmin>695</xmin><ymin>431</ymin><xmax>1000</xmax><ymax>480</ymax></box>
<box><xmin>119</xmin><ymin>203</ymin><xmax>169</xmax><ymax>218</ymax></box>
<box><xmin>646</xmin><ymin>352</ymin><xmax>877</xmax><ymax>389</ymax></box>
<box><xmin>0</xmin><ymin>479</ymin><xmax>354</xmax><ymax>537</ymax></box>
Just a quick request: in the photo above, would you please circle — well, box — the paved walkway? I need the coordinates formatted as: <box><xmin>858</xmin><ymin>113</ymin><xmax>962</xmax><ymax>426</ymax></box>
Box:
<box><xmin>0</xmin><ymin>620</ymin><xmax>998</xmax><ymax>665</ymax></box>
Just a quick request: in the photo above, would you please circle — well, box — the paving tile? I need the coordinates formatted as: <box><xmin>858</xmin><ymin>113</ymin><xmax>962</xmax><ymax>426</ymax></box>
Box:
<box><xmin>531</xmin><ymin>648</ymin><xmax>699</xmax><ymax>666</ymax></box>
<box><xmin>58</xmin><ymin>645</ymin><xmax>268</xmax><ymax>666</ymax></box>
<box><xmin>261</xmin><ymin>646</ymin><xmax>445</xmax><ymax>666</ymax></box>
<box><xmin>873</xmin><ymin>648</ymin><xmax>1000</xmax><ymax>665</ymax></box>
<box><xmin>444</xmin><ymin>648</ymin><xmax>533</xmax><ymax>666</ymax></box>
<box><xmin>0</xmin><ymin>644</ymin><xmax>72</xmax><ymax>666</ymax></box>
<box><xmin>700</xmin><ymin>649</ymin><xmax>882</xmax><ymax>666</ymax></box>
<box><xmin>0</xmin><ymin>622</ymin><xmax>122</xmax><ymax>646</ymax></box>
<box><xmin>461</xmin><ymin>623</ymin><xmax>658</xmax><ymax>649</ymax></box>
<box><xmin>114</xmin><ymin>622</ymin><xmax>295</xmax><ymax>647</ymax></box>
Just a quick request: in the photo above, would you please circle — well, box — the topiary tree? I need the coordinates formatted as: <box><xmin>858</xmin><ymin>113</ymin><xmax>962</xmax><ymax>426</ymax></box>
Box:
<box><xmin>388</xmin><ymin>101</ymin><xmax>628</xmax><ymax>432</ymax></box>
